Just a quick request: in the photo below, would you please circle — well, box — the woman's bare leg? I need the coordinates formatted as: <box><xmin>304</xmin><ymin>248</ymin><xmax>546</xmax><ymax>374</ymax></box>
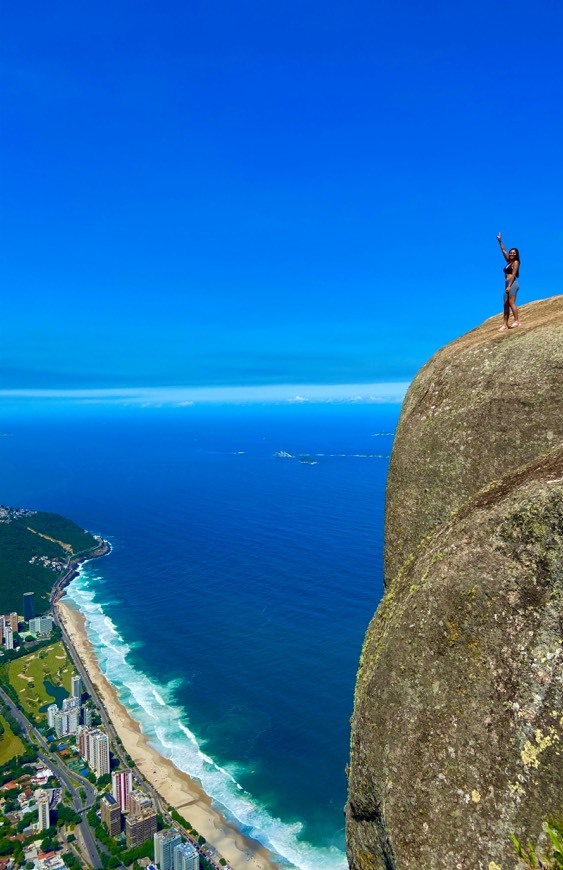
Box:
<box><xmin>499</xmin><ymin>296</ymin><xmax>510</xmax><ymax>330</ymax></box>
<box><xmin>508</xmin><ymin>295</ymin><xmax>520</xmax><ymax>326</ymax></box>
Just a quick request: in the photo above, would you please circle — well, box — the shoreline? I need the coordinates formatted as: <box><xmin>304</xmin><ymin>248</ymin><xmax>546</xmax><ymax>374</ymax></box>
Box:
<box><xmin>56</xmin><ymin>596</ymin><xmax>283</xmax><ymax>870</ymax></box>
<box><xmin>51</xmin><ymin>538</ymin><xmax>112</xmax><ymax>604</ymax></box>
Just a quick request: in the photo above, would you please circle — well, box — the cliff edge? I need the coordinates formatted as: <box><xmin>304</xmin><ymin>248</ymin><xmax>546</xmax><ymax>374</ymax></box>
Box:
<box><xmin>347</xmin><ymin>296</ymin><xmax>563</xmax><ymax>869</ymax></box>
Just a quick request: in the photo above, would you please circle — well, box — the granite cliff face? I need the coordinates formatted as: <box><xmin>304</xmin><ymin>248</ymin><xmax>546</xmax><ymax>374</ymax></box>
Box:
<box><xmin>347</xmin><ymin>296</ymin><xmax>563</xmax><ymax>869</ymax></box>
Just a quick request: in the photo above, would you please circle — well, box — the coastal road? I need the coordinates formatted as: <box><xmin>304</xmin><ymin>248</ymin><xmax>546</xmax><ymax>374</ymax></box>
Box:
<box><xmin>51</xmin><ymin>605</ymin><xmax>132</xmax><ymax>767</ymax></box>
<box><xmin>0</xmin><ymin>684</ymin><xmax>102</xmax><ymax>869</ymax></box>
<box><xmin>52</xmin><ymin>601</ymin><xmax>162</xmax><ymax>811</ymax></box>
<box><xmin>52</xmin><ymin>614</ymin><xmax>232</xmax><ymax>870</ymax></box>
<box><xmin>51</xmin><ymin>563</ymin><xmax>235</xmax><ymax>870</ymax></box>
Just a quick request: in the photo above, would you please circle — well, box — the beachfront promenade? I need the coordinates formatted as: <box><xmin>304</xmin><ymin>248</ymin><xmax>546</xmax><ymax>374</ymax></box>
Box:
<box><xmin>44</xmin><ymin>541</ymin><xmax>279</xmax><ymax>870</ymax></box>
<box><xmin>1</xmin><ymin>516</ymin><xmax>275</xmax><ymax>869</ymax></box>
<box><xmin>52</xmin><ymin>591</ymin><xmax>237</xmax><ymax>870</ymax></box>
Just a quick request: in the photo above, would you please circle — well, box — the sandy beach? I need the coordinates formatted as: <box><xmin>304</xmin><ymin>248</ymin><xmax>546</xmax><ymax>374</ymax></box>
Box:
<box><xmin>56</xmin><ymin>598</ymin><xmax>283</xmax><ymax>870</ymax></box>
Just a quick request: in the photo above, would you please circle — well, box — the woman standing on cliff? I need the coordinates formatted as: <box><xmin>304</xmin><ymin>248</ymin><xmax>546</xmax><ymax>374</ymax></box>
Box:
<box><xmin>497</xmin><ymin>233</ymin><xmax>521</xmax><ymax>330</ymax></box>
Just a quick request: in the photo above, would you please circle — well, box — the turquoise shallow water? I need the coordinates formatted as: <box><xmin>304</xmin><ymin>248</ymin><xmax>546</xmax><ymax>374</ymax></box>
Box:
<box><xmin>0</xmin><ymin>403</ymin><xmax>398</xmax><ymax>869</ymax></box>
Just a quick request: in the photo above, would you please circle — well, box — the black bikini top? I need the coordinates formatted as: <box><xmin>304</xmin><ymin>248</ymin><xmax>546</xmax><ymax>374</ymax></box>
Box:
<box><xmin>504</xmin><ymin>262</ymin><xmax>513</xmax><ymax>274</ymax></box>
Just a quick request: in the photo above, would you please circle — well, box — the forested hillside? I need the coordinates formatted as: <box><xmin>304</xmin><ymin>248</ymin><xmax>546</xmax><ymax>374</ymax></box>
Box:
<box><xmin>0</xmin><ymin>507</ymin><xmax>98</xmax><ymax>615</ymax></box>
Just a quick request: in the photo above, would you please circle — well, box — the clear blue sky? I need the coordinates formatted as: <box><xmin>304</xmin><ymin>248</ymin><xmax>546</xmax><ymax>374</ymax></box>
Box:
<box><xmin>2</xmin><ymin>0</ymin><xmax>562</xmax><ymax>395</ymax></box>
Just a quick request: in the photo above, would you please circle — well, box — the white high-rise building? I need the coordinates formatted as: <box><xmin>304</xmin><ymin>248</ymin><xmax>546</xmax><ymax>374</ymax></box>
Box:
<box><xmin>37</xmin><ymin>791</ymin><xmax>50</xmax><ymax>831</ymax></box>
<box><xmin>28</xmin><ymin>616</ymin><xmax>53</xmax><ymax>635</ymax></box>
<box><xmin>173</xmin><ymin>842</ymin><xmax>199</xmax><ymax>870</ymax></box>
<box><xmin>78</xmin><ymin>728</ymin><xmax>110</xmax><ymax>776</ymax></box>
<box><xmin>54</xmin><ymin>712</ymin><xmax>65</xmax><ymax>738</ymax></box>
<box><xmin>91</xmin><ymin>731</ymin><xmax>110</xmax><ymax>777</ymax></box>
<box><xmin>154</xmin><ymin>829</ymin><xmax>182</xmax><ymax>870</ymax></box>
<box><xmin>67</xmin><ymin>708</ymin><xmax>79</xmax><ymax>734</ymax></box>
<box><xmin>47</xmin><ymin>704</ymin><xmax>58</xmax><ymax>729</ymax></box>
<box><xmin>4</xmin><ymin>626</ymin><xmax>14</xmax><ymax>650</ymax></box>
<box><xmin>71</xmin><ymin>674</ymin><xmax>82</xmax><ymax>699</ymax></box>
<box><xmin>54</xmin><ymin>708</ymin><xmax>79</xmax><ymax>737</ymax></box>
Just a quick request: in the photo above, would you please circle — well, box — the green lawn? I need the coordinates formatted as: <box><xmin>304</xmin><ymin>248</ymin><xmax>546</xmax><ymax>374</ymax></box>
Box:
<box><xmin>0</xmin><ymin>712</ymin><xmax>25</xmax><ymax>763</ymax></box>
<box><xmin>7</xmin><ymin>641</ymin><xmax>74</xmax><ymax>719</ymax></box>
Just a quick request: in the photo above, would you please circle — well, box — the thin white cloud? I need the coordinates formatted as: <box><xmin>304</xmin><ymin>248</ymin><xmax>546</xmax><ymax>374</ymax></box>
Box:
<box><xmin>0</xmin><ymin>382</ymin><xmax>410</xmax><ymax>406</ymax></box>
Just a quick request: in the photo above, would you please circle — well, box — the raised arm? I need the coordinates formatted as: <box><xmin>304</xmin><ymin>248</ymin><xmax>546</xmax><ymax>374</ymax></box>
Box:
<box><xmin>497</xmin><ymin>232</ymin><xmax>509</xmax><ymax>261</ymax></box>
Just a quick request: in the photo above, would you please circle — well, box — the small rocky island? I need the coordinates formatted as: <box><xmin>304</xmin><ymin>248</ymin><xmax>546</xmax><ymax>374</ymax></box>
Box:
<box><xmin>346</xmin><ymin>296</ymin><xmax>563</xmax><ymax>869</ymax></box>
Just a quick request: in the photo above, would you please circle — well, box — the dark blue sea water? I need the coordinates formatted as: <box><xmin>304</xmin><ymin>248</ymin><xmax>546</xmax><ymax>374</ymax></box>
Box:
<box><xmin>0</xmin><ymin>403</ymin><xmax>398</xmax><ymax>869</ymax></box>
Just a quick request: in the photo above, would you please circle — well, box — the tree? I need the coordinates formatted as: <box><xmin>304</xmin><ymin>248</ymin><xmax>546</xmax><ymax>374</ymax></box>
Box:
<box><xmin>0</xmin><ymin>839</ymin><xmax>15</xmax><ymax>856</ymax></box>
<box><xmin>17</xmin><ymin>810</ymin><xmax>38</xmax><ymax>832</ymax></box>
<box><xmin>56</xmin><ymin>805</ymin><xmax>81</xmax><ymax>826</ymax></box>
<box><xmin>40</xmin><ymin>836</ymin><xmax>59</xmax><ymax>852</ymax></box>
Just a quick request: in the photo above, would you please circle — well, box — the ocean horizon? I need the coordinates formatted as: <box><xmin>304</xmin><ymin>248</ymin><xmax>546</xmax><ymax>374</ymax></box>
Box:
<box><xmin>0</xmin><ymin>402</ymin><xmax>399</xmax><ymax>869</ymax></box>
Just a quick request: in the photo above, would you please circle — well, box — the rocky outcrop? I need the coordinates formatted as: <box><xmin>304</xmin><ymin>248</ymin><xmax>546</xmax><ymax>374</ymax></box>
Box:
<box><xmin>347</xmin><ymin>296</ymin><xmax>563</xmax><ymax>869</ymax></box>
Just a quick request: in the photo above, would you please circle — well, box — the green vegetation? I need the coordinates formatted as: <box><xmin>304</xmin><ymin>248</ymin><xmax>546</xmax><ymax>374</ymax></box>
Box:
<box><xmin>19</xmin><ymin>511</ymin><xmax>98</xmax><ymax>555</ymax></box>
<box><xmin>6</xmin><ymin>640</ymin><xmax>73</xmax><ymax>719</ymax></box>
<box><xmin>0</xmin><ymin>743</ymin><xmax>40</xmax><ymax>866</ymax></box>
<box><xmin>170</xmin><ymin>807</ymin><xmax>197</xmax><ymax>835</ymax></box>
<box><xmin>90</xmin><ymin>808</ymin><xmax>155</xmax><ymax>865</ymax></box>
<box><xmin>97</xmin><ymin>772</ymin><xmax>112</xmax><ymax>787</ymax></box>
<box><xmin>0</xmin><ymin>747</ymin><xmax>38</xmax><ymax>786</ymax></box>
<box><xmin>0</xmin><ymin>508</ymin><xmax>98</xmax><ymax>614</ymax></box>
<box><xmin>167</xmin><ymin>808</ymin><xmax>217</xmax><ymax>867</ymax></box>
<box><xmin>92</xmin><ymin>805</ymin><xmax>208</xmax><ymax>869</ymax></box>
<box><xmin>512</xmin><ymin>820</ymin><xmax>563</xmax><ymax>869</ymax></box>
<box><xmin>0</xmin><ymin>711</ymin><xmax>25</xmax><ymax>763</ymax></box>
<box><xmin>56</xmin><ymin>805</ymin><xmax>82</xmax><ymax>827</ymax></box>
<box><xmin>0</xmin><ymin>626</ymin><xmax>63</xmax><ymax>665</ymax></box>
<box><xmin>40</xmin><ymin>829</ymin><xmax>59</xmax><ymax>852</ymax></box>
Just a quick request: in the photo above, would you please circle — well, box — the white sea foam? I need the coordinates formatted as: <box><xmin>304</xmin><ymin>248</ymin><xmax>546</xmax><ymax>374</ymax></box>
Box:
<box><xmin>65</xmin><ymin>566</ymin><xmax>347</xmax><ymax>870</ymax></box>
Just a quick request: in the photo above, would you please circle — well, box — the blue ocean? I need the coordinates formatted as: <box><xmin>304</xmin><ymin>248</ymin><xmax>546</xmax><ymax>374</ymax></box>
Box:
<box><xmin>0</xmin><ymin>402</ymin><xmax>398</xmax><ymax>869</ymax></box>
